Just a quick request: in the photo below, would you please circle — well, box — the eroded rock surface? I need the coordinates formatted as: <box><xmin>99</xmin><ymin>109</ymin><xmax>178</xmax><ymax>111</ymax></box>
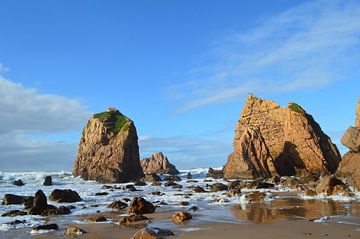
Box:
<box><xmin>141</xmin><ymin>152</ymin><xmax>179</xmax><ymax>175</ymax></box>
<box><xmin>74</xmin><ymin>108</ymin><xmax>144</xmax><ymax>183</ymax></box>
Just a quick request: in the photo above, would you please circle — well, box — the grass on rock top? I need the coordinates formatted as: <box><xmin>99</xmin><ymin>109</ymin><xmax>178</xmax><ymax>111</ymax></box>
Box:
<box><xmin>288</xmin><ymin>102</ymin><xmax>303</xmax><ymax>113</ymax></box>
<box><xmin>93</xmin><ymin>111</ymin><xmax>130</xmax><ymax>134</ymax></box>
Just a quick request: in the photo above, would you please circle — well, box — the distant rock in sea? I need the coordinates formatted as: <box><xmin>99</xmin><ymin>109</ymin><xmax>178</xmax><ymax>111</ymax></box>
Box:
<box><xmin>337</xmin><ymin>97</ymin><xmax>360</xmax><ymax>191</ymax></box>
<box><xmin>141</xmin><ymin>152</ymin><xmax>179</xmax><ymax>175</ymax></box>
<box><xmin>73</xmin><ymin>107</ymin><xmax>144</xmax><ymax>183</ymax></box>
<box><xmin>224</xmin><ymin>94</ymin><xmax>341</xmax><ymax>179</ymax></box>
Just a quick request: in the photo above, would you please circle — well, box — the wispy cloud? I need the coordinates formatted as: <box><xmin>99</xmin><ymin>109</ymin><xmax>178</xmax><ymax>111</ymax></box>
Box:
<box><xmin>0</xmin><ymin>76</ymin><xmax>90</xmax><ymax>171</ymax></box>
<box><xmin>0</xmin><ymin>63</ymin><xmax>9</xmax><ymax>72</ymax></box>
<box><xmin>170</xmin><ymin>0</ymin><xmax>360</xmax><ymax>113</ymax></box>
<box><xmin>139</xmin><ymin>135</ymin><xmax>231</xmax><ymax>168</ymax></box>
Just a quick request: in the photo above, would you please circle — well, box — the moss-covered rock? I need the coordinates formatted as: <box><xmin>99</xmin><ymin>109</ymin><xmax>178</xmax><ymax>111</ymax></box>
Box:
<box><xmin>93</xmin><ymin>108</ymin><xmax>130</xmax><ymax>134</ymax></box>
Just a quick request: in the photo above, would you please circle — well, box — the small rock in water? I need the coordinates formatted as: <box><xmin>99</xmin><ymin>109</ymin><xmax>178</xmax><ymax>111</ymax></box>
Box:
<box><xmin>187</xmin><ymin>172</ymin><xmax>192</xmax><ymax>179</ymax></box>
<box><xmin>209</xmin><ymin>183</ymin><xmax>228</xmax><ymax>192</ymax></box>
<box><xmin>29</xmin><ymin>190</ymin><xmax>48</xmax><ymax>215</ymax></box>
<box><xmin>43</xmin><ymin>176</ymin><xmax>52</xmax><ymax>186</ymax></box>
<box><xmin>179</xmin><ymin>201</ymin><xmax>189</xmax><ymax>206</ymax></box>
<box><xmin>9</xmin><ymin>220</ymin><xmax>26</xmax><ymax>225</ymax></box>
<box><xmin>2</xmin><ymin>194</ymin><xmax>27</xmax><ymax>205</ymax></box>
<box><xmin>164</xmin><ymin>175</ymin><xmax>181</xmax><ymax>181</ymax></box>
<box><xmin>1</xmin><ymin>210</ymin><xmax>27</xmax><ymax>217</ymax></box>
<box><xmin>13</xmin><ymin>179</ymin><xmax>25</xmax><ymax>186</ymax></box>
<box><xmin>107</xmin><ymin>200</ymin><xmax>128</xmax><ymax>210</ymax></box>
<box><xmin>134</xmin><ymin>181</ymin><xmax>147</xmax><ymax>186</ymax></box>
<box><xmin>151</xmin><ymin>181</ymin><xmax>162</xmax><ymax>186</ymax></box>
<box><xmin>188</xmin><ymin>206</ymin><xmax>199</xmax><ymax>211</ymax></box>
<box><xmin>245</xmin><ymin>192</ymin><xmax>267</xmax><ymax>202</ymax></box>
<box><xmin>164</xmin><ymin>181</ymin><xmax>178</xmax><ymax>187</ymax></box>
<box><xmin>49</xmin><ymin>189</ymin><xmax>82</xmax><ymax>203</ymax></box>
<box><xmin>94</xmin><ymin>192</ymin><xmax>109</xmax><ymax>196</ymax></box>
<box><xmin>119</xmin><ymin>214</ymin><xmax>149</xmax><ymax>224</ymax></box>
<box><xmin>32</xmin><ymin>224</ymin><xmax>59</xmax><ymax>231</ymax></box>
<box><xmin>125</xmin><ymin>184</ymin><xmax>137</xmax><ymax>191</ymax></box>
<box><xmin>64</xmin><ymin>225</ymin><xmax>87</xmax><ymax>236</ymax></box>
<box><xmin>207</xmin><ymin>167</ymin><xmax>223</xmax><ymax>179</ymax></box>
<box><xmin>192</xmin><ymin>186</ymin><xmax>205</xmax><ymax>193</ymax></box>
<box><xmin>150</xmin><ymin>191</ymin><xmax>163</xmax><ymax>196</ymax></box>
<box><xmin>133</xmin><ymin>227</ymin><xmax>174</xmax><ymax>239</ymax></box>
<box><xmin>127</xmin><ymin>197</ymin><xmax>156</xmax><ymax>215</ymax></box>
<box><xmin>171</xmin><ymin>211</ymin><xmax>192</xmax><ymax>223</ymax></box>
<box><xmin>84</xmin><ymin>215</ymin><xmax>107</xmax><ymax>223</ymax></box>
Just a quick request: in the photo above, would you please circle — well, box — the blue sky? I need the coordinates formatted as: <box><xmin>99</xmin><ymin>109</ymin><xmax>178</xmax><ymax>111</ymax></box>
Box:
<box><xmin>0</xmin><ymin>0</ymin><xmax>359</xmax><ymax>171</ymax></box>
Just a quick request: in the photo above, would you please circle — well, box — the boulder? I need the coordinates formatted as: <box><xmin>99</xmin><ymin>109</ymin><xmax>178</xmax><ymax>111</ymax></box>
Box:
<box><xmin>32</xmin><ymin>224</ymin><xmax>59</xmax><ymax>231</ymax></box>
<box><xmin>73</xmin><ymin>108</ymin><xmax>144</xmax><ymax>183</ymax></box>
<box><xmin>338</xmin><ymin>151</ymin><xmax>360</xmax><ymax>191</ymax></box>
<box><xmin>141</xmin><ymin>152</ymin><xmax>179</xmax><ymax>175</ymax></box>
<box><xmin>46</xmin><ymin>206</ymin><xmax>71</xmax><ymax>216</ymax></box>
<box><xmin>29</xmin><ymin>190</ymin><xmax>48</xmax><ymax>215</ymax></box>
<box><xmin>341</xmin><ymin>127</ymin><xmax>360</xmax><ymax>152</ymax></box>
<box><xmin>171</xmin><ymin>211</ymin><xmax>192</xmax><ymax>223</ymax></box>
<box><xmin>119</xmin><ymin>214</ymin><xmax>149</xmax><ymax>224</ymax></box>
<box><xmin>43</xmin><ymin>176</ymin><xmax>52</xmax><ymax>186</ymax></box>
<box><xmin>224</xmin><ymin>94</ymin><xmax>341</xmax><ymax>179</ymax></box>
<box><xmin>207</xmin><ymin>167</ymin><xmax>223</xmax><ymax>179</ymax></box>
<box><xmin>49</xmin><ymin>189</ymin><xmax>82</xmax><ymax>203</ymax></box>
<box><xmin>315</xmin><ymin>175</ymin><xmax>353</xmax><ymax>196</ymax></box>
<box><xmin>1</xmin><ymin>210</ymin><xmax>27</xmax><ymax>217</ymax></box>
<box><xmin>107</xmin><ymin>200</ymin><xmax>128</xmax><ymax>210</ymax></box>
<box><xmin>133</xmin><ymin>227</ymin><xmax>174</xmax><ymax>239</ymax></box>
<box><xmin>193</xmin><ymin>186</ymin><xmax>206</xmax><ymax>193</ymax></box>
<box><xmin>2</xmin><ymin>194</ymin><xmax>27</xmax><ymax>205</ymax></box>
<box><xmin>209</xmin><ymin>183</ymin><xmax>228</xmax><ymax>192</ymax></box>
<box><xmin>13</xmin><ymin>179</ymin><xmax>25</xmax><ymax>186</ymax></box>
<box><xmin>127</xmin><ymin>197</ymin><xmax>156</xmax><ymax>215</ymax></box>
<box><xmin>64</xmin><ymin>225</ymin><xmax>87</xmax><ymax>236</ymax></box>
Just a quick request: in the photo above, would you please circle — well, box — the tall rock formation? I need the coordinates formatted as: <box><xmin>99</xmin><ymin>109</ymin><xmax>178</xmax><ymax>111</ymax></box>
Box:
<box><xmin>224</xmin><ymin>94</ymin><xmax>341</xmax><ymax>179</ymax></box>
<box><xmin>140</xmin><ymin>152</ymin><xmax>179</xmax><ymax>175</ymax></box>
<box><xmin>73</xmin><ymin>108</ymin><xmax>144</xmax><ymax>183</ymax></box>
<box><xmin>338</xmin><ymin>97</ymin><xmax>360</xmax><ymax>191</ymax></box>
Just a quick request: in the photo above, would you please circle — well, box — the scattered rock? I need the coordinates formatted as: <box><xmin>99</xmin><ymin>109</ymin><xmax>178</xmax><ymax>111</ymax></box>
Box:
<box><xmin>32</xmin><ymin>224</ymin><xmax>59</xmax><ymax>231</ymax></box>
<box><xmin>64</xmin><ymin>225</ymin><xmax>87</xmax><ymax>236</ymax></box>
<box><xmin>49</xmin><ymin>189</ymin><xmax>82</xmax><ymax>203</ymax></box>
<box><xmin>209</xmin><ymin>183</ymin><xmax>228</xmax><ymax>192</ymax></box>
<box><xmin>133</xmin><ymin>227</ymin><xmax>174</xmax><ymax>239</ymax></box>
<box><xmin>207</xmin><ymin>167</ymin><xmax>223</xmax><ymax>179</ymax></box>
<box><xmin>74</xmin><ymin>108</ymin><xmax>144</xmax><ymax>183</ymax></box>
<box><xmin>187</xmin><ymin>172</ymin><xmax>192</xmax><ymax>179</ymax></box>
<box><xmin>127</xmin><ymin>197</ymin><xmax>156</xmax><ymax>215</ymax></box>
<box><xmin>29</xmin><ymin>190</ymin><xmax>48</xmax><ymax>215</ymax></box>
<box><xmin>107</xmin><ymin>200</ymin><xmax>128</xmax><ymax>210</ymax></box>
<box><xmin>1</xmin><ymin>210</ymin><xmax>27</xmax><ymax>217</ymax></box>
<box><xmin>125</xmin><ymin>184</ymin><xmax>137</xmax><ymax>191</ymax></box>
<box><xmin>94</xmin><ymin>192</ymin><xmax>109</xmax><ymax>196</ymax></box>
<box><xmin>119</xmin><ymin>214</ymin><xmax>149</xmax><ymax>224</ymax></box>
<box><xmin>163</xmin><ymin>175</ymin><xmax>181</xmax><ymax>181</ymax></box>
<box><xmin>84</xmin><ymin>216</ymin><xmax>107</xmax><ymax>222</ymax></box>
<box><xmin>141</xmin><ymin>152</ymin><xmax>179</xmax><ymax>175</ymax></box>
<box><xmin>224</xmin><ymin>94</ymin><xmax>341</xmax><ymax>179</ymax></box>
<box><xmin>226</xmin><ymin>189</ymin><xmax>242</xmax><ymax>197</ymax></box>
<box><xmin>150</xmin><ymin>191</ymin><xmax>163</xmax><ymax>196</ymax></box>
<box><xmin>13</xmin><ymin>179</ymin><xmax>25</xmax><ymax>186</ymax></box>
<box><xmin>43</xmin><ymin>176</ymin><xmax>52</xmax><ymax>186</ymax></box>
<box><xmin>192</xmin><ymin>186</ymin><xmax>206</xmax><ymax>193</ymax></box>
<box><xmin>143</xmin><ymin>173</ymin><xmax>162</xmax><ymax>182</ymax></box>
<box><xmin>179</xmin><ymin>201</ymin><xmax>189</xmax><ymax>206</ymax></box>
<box><xmin>164</xmin><ymin>181</ymin><xmax>179</xmax><ymax>187</ymax></box>
<box><xmin>171</xmin><ymin>211</ymin><xmax>192</xmax><ymax>223</ymax></box>
<box><xmin>188</xmin><ymin>206</ymin><xmax>199</xmax><ymax>211</ymax></box>
<box><xmin>315</xmin><ymin>175</ymin><xmax>353</xmax><ymax>197</ymax></box>
<box><xmin>47</xmin><ymin>206</ymin><xmax>71</xmax><ymax>216</ymax></box>
<box><xmin>2</xmin><ymin>194</ymin><xmax>27</xmax><ymax>205</ymax></box>
<box><xmin>9</xmin><ymin>220</ymin><xmax>26</xmax><ymax>225</ymax></box>
<box><xmin>245</xmin><ymin>192</ymin><xmax>267</xmax><ymax>202</ymax></box>
<box><xmin>151</xmin><ymin>181</ymin><xmax>162</xmax><ymax>186</ymax></box>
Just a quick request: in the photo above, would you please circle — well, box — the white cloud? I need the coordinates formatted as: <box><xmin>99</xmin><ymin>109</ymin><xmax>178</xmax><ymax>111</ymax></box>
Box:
<box><xmin>170</xmin><ymin>0</ymin><xmax>360</xmax><ymax>113</ymax></box>
<box><xmin>0</xmin><ymin>76</ymin><xmax>90</xmax><ymax>171</ymax></box>
<box><xmin>0</xmin><ymin>63</ymin><xmax>9</xmax><ymax>72</ymax></box>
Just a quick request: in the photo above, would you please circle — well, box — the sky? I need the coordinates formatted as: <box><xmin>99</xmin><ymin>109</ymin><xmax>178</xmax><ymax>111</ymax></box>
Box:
<box><xmin>0</xmin><ymin>0</ymin><xmax>359</xmax><ymax>171</ymax></box>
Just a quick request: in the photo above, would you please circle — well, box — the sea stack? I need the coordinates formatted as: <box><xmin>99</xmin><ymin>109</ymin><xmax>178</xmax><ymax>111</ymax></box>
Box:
<box><xmin>224</xmin><ymin>94</ymin><xmax>341</xmax><ymax>179</ymax></box>
<box><xmin>73</xmin><ymin>108</ymin><xmax>144</xmax><ymax>183</ymax></box>
<box><xmin>141</xmin><ymin>152</ymin><xmax>179</xmax><ymax>175</ymax></box>
<box><xmin>337</xmin><ymin>97</ymin><xmax>360</xmax><ymax>191</ymax></box>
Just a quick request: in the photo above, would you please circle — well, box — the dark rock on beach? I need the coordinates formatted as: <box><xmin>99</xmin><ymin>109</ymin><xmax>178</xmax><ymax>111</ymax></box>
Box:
<box><xmin>127</xmin><ymin>197</ymin><xmax>156</xmax><ymax>215</ymax></box>
<box><xmin>49</xmin><ymin>189</ymin><xmax>82</xmax><ymax>203</ymax></box>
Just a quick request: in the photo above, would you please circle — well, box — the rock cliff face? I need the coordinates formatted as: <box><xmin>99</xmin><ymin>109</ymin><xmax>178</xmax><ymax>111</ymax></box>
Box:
<box><xmin>337</xmin><ymin>97</ymin><xmax>360</xmax><ymax>191</ymax></box>
<box><xmin>140</xmin><ymin>152</ymin><xmax>179</xmax><ymax>175</ymax></box>
<box><xmin>224</xmin><ymin>94</ymin><xmax>341</xmax><ymax>179</ymax></box>
<box><xmin>73</xmin><ymin>108</ymin><xmax>144</xmax><ymax>183</ymax></box>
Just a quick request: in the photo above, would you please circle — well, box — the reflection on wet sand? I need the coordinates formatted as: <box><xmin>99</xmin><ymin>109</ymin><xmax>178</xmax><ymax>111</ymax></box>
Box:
<box><xmin>231</xmin><ymin>198</ymin><xmax>360</xmax><ymax>224</ymax></box>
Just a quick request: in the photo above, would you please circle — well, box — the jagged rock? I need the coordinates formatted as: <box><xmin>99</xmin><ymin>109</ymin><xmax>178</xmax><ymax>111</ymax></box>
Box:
<box><xmin>119</xmin><ymin>214</ymin><xmax>149</xmax><ymax>224</ymax></box>
<box><xmin>207</xmin><ymin>167</ymin><xmax>223</xmax><ymax>179</ymax></box>
<box><xmin>32</xmin><ymin>224</ymin><xmax>59</xmax><ymax>231</ymax></box>
<box><xmin>43</xmin><ymin>176</ymin><xmax>52</xmax><ymax>186</ymax></box>
<box><xmin>49</xmin><ymin>189</ymin><xmax>82</xmax><ymax>203</ymax></box>
<box><xmin>163</xmin><ymin>175</ymin><xmax>181</xmax><ymax>181</ymax></box>
<box><xmin>133</xmin><ymin>227</ymin><xmax>174</xmax><ymax>239</ymax></box>
<box><xmin>24</xmin><ymin>197</ymin><xmax>34</xmax><ymax>209</ymax></box>
<box><xmin>74</xmin><ymin>108</ymin><xmax>144</xmax><ymax>183</ymax></box>
<box><xmin>341</xmin><ymin>127</ymin><xmax>360</xmax><ymax>152</ymax></box>
<box><xmin>1</xmin><ymin>210</ymin><xmax>27</xmax><ymax>217</ymax></box>
<box><xmin>315</xmin><ymin>175</ymin><xmax>353</xmax><ymax>197</ymax></box>
<box><xmin>187</xmin><ymin>172</ymin><xmax>192</xmax><ymax>179</ymax></box>
<box><xmin>224</xmin><ymin>94</ymin><xmax>341</xmax><ymax>179</ymax></box>
<box><xmin>143</xmin><ymin>173</ymin><xmax>162</xmax><ymax>182</ymax></box>
<box><xmin>141</xmin><ymin>152</ymin><xmax>179</xmax><ymax>175</ymax></box>
<box><xmin>107</xmin><ymin>200</ymin><xmax>128</xmax><ymax>210</ymax></box>
<box><xmin>171</xmin><ymin>211</ymin><xmax>192</xmax><ymax>223</ymax></box>
<box><xmin>13</xmin><ymin>179</ymin><xmax>25</xmax><ymax>186</ymax></box>
<box><xmin>29</xmin><ymin>190</ymin><xmax>48</xmax><ymax>215</ymax></box>
<box><xmin>338</xmin><ymin>151</ymin><xmax>360</xmax><ymax>191</ymax></box>
<box><xmin>64</xmin><ymin>225</ymin><xmax>87</xmax><ymax>236</ymax></box>
<box><xmin>209</xmin><ymin>183</ymin><xmax>228</xmax><ymax>192</ymax></box>
<box><xmin>84</xmin><ymin>216</ymin><xmax>107</xmax><ymax>222</ymax></box>
<box><xmin>127</xmin><ymin>197</ymin><xmax>155</xmax><ymax>215</ymax></box>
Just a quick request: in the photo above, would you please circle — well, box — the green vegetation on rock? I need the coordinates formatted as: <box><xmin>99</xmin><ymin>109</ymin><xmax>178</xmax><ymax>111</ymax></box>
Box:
<box><xmin>288</xmin><ymin>102</ymin><xmax>303</xmax><ymax>113</ymax></box>
<box><xmin>93</xmin><ymin>109</ymin><xmax>130</xmax><ymax>134</ymax></box>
